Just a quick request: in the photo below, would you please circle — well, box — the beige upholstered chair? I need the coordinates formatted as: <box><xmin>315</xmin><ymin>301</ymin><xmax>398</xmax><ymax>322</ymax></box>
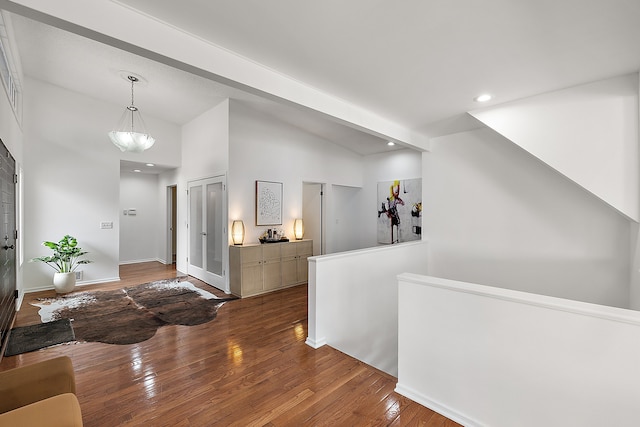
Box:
<box><xmin>0</xmin><ymin>356</ymin><xmax>82</xmax><ymax>426</ymax></box>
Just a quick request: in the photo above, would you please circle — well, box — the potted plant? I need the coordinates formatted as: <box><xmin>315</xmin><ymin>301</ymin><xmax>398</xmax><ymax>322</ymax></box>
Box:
<box><xmin>31</xmin><ymin>235</ymin><xmax>92</xmax><ymax>293</ymax></box>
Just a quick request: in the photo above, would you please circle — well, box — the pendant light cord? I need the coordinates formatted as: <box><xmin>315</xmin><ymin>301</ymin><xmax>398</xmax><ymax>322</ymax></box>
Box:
<box><xmin>128</xmin><ymin>75</ymin><xmax>139</xmax><ymax>132</ymax></box>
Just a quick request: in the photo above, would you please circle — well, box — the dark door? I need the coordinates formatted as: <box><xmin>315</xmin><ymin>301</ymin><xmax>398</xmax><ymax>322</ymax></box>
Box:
<box><xmin>0</xmin><ymin>139</ymin><xmax>16</xmax><ymax>357</ymax></box>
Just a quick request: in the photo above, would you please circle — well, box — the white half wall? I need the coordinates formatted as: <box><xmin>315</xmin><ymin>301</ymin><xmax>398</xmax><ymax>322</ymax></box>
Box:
<box><xmin>470</xmin><ymin>73</ymin><xmax>639</xmax><ymax>221</ymax></box>
<box><xmin>397</xmin><ymin>273</ymin><xmax>640</xmax><ymax>427</ymax></box>
<box><xmin>425</xmin><ymin>128</ymin><xmax>630</xmax><ymax>308</ymax></box>
<box><xmin>307</xmin><ymin>240</ymin><xmax>430</xmax><ymax>377</ymax></box>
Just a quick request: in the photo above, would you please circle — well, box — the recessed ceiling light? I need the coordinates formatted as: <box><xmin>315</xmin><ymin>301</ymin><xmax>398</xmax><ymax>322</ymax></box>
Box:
<box><xmin>474</xmin><ymin>94</ymin><xmax>492</xmax><ymax>103</ymax></box>
<box><xmin>133</xmin><ymin>169</ymin><xmax>142</xmax><ymax>173</ymax></box>
<box><xmin>387</xmin><ymin>141</ymin><xmax>395</xmax><ymax>146</ymax></box>
<box><xmin>146</xmin><ymin>163</ymin><xmax>155</xmax><ymax>167</ymax></box>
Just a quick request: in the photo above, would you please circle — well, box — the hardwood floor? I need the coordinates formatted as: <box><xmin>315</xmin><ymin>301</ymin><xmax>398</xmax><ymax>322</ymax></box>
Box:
<box><xmin>1</xmin><ymin>262</ymin><xmax>460</xmax><ymax>426</ymax></box>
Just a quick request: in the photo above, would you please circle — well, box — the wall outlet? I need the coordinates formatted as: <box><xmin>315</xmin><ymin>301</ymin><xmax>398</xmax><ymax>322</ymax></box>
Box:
<box><xmin>75</xmin><ymin>271</ymin><xmax>83</xmax><ymax>281</ymax></box>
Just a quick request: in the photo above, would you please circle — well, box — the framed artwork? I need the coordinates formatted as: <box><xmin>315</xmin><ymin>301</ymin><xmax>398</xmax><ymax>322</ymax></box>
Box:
<box><xmin>377</xmin><ymin>178</ymin><xmax>422</xmax><ymax>244</ymax></box>
<box><xmin>256</xmin><ymin>180</ymin><xmax>283</xmax><ymax>225</ymax></box>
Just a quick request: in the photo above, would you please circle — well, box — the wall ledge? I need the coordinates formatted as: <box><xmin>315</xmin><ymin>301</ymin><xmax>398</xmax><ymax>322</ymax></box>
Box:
<box><xmin>399</xmin><ymin>273</ymin><xmax>640</xmax><ymax>326</ymax></box>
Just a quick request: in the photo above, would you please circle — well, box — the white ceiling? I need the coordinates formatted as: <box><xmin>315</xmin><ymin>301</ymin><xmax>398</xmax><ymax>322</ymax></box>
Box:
<box><xmin>7</xmin><ymin>0</ymin><xmax>640</xmax><ymax>160</ymax></box>
<box><xmin>8</xmin><ymin>11</ymin><xmax>396</xmax><ymax>160</ymax></box>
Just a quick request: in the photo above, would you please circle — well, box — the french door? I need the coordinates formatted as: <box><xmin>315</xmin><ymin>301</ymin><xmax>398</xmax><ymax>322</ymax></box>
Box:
<box><xmin>187</xmin><ymin>176</ymin><xmax>226</xmax><ymax>290</ymax></box>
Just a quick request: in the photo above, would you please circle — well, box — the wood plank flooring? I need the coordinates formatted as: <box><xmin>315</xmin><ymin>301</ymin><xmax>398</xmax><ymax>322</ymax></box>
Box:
<box><xmin>1</xmin><ymin>262</ymin><xmax>461</xmax><ymax>426</ymax></box>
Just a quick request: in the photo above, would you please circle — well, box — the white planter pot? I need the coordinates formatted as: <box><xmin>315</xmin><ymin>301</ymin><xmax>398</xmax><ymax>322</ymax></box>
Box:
<box><xmin>53</xmin><ymin>272</ymin><xmax>76</xmax><ymax>294</ymax></box>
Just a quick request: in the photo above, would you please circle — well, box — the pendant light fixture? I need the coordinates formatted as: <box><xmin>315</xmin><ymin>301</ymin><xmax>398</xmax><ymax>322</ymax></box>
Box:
<box><xmin>108</xmin><ymin>74</ymin><xmax>156</xmax><ymax>153</ymax></box>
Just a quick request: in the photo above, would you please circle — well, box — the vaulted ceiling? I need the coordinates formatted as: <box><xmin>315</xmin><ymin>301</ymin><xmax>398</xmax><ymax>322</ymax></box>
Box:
<box><xmin>5</xmin><ymin>0</ymin><xmax>640</xmax><ymax>156</ymax></box>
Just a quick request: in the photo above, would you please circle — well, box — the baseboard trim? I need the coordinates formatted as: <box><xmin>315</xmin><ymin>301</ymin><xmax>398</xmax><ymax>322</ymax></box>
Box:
<box><xmin>119</xmin><ymin>258</ymin><xmax>159</xmax><ymax>265</ymax></box>
<box><xmin>394</xmin><ymin>383</ymin><xmax>479</xmax><ymax>427</ymax></box>
<box><xmin>305</xmin><ymin>336</ymin><xmax>327</xmax><ymax>349</ymax></box>
<box><xmin>24</xmin><ymin>276</ymin><xmax>121</xmax><ymax>294</ymax></box>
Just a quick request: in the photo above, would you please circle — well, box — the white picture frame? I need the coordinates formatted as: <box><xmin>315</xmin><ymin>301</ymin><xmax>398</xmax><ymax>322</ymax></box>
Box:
<box><xmin>256</xmin><ymin>180</ymin><xmax>283</xmax><ymax>225</ymax></box>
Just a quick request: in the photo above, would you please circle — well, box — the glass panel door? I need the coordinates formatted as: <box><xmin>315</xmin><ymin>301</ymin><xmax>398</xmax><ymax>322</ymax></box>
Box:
<box><xmin>189</xmin><ymin>184</ymin><xmax>203</xmax><ymax>269</ymax></box>
<box><xmin>187</xmin><ymin>176</ymin><xmax>226</xmax><ymax>290</ymax></box>
<box><xmin>206</xmin><ymin>181</ymin><xmax>223</xmax><ymax>276</ymax></box>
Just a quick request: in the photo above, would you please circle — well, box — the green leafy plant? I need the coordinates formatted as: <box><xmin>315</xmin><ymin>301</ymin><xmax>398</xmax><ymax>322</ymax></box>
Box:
<box><xmin>31</xmin><ymin>235</ymin><xmax>92</xmax><ymax>273</ymax></box>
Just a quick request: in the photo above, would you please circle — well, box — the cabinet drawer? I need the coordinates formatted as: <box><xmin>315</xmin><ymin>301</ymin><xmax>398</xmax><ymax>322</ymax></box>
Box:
<box><xmin>262</xmin><ymin>243</ymin><xmax>281</xmax><ymax>261</ymax></box>
<box><xmin>281</xmin><ymin>243</ymin><xmax>297</xmax><ymax>258</ymax></box>
<box><xmin>297</xmin><ymin>240</ymin><xmax>313</xmax><ymax>256</ymax></box>
<box><xmin>241</xmin><ymin>245</ymin><xmax>262</xmax><ymax>264</ymax></box>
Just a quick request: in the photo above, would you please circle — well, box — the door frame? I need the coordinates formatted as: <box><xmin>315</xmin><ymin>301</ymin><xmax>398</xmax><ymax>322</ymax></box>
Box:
<box><xmin>302</xmin><ymin>181</ymin><xmax>326</xmax><ymax>255</ymax></box>
<box><xmin>165</xmin><ymin>185</ymin><xmax>177</xmax><ymax>265</ymax></box>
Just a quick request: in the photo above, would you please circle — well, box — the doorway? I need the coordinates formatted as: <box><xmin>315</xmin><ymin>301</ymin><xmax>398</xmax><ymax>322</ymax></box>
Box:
<box><xmin>302</xmin><ymin>182</ymin><xmax>325</xmax><ymax>256</ymax></box>
<box><xmin>0</xmin><ymin>139</ymin><xmax>16</xmax><ymax>357</ymax></box>
<box><xmin>187</xmin><ymin>176</ymin><xmax>227</xmax><ymax>290</ymax></box>
<box><xmin>166</xmin><ymin>185</ymin><xmax>177</xmax><ymax>264</ymax></box>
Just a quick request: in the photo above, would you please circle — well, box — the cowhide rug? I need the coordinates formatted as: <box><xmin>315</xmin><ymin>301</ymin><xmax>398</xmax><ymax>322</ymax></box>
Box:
<box><xmin>32</xmin><ymin>279</ymin><xmax>236</xmax><ymax>345</ymax></box>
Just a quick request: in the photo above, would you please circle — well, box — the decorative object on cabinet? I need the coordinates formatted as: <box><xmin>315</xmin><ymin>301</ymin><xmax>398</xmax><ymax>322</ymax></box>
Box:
<box><xmin>231</xmin><ymin>220</ymin><xmax>245</xmax><ymax>245</ymax></box>
<box><xmin>293</xmin><ymin>218</ymin><xmax>304</xmax><ymax>240</ymax></box>
<box><xmin>256</xmin><ymin>180</ymin><xmax>282</xmax><ymax>225</ymax></box>
<box><xmin>259</xmin><ymin>227</ymin><xmax>288</xmax><ymax>243</ymax></box>
<box><xmin>229</xmin><ymin>240</ymin><xmax>312</xmax><ymax>298</ymax></box>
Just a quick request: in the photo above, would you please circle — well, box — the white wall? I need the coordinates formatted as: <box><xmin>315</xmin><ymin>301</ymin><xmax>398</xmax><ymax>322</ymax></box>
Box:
<box><xmin>397</xmin><ymin>273</ymin><xmax>640</xmax><ymax>427</ymax></box>
<box><xmin>361</xmin><ymin>149</ymin><xmax>423</xmax><ymax>248</ymax></box>
<box><xmin>175</xmin><ymin>99</ymin><xmax>229</xmax><ymax>275</ymax></box>
<box><xmin>23</xmin><ymin>77</ymin><xmax>180</xmax><ymax>291</ymax></box>
<box><xmin>228</xmin><ymin>101</ymin><xmax>365</xmax><ymax>245</ymax></box>
<box><xmin>324</xmin><ymin>185</ymin><xmax>363</xmax><ymax>254</ymax></box>
<box><xmin>425</xmin><ymin>128</ymin><xmax>630</xmax><ymax>308</ymax></box>
<box><xmin>119</xmin><ymin>171</ymin><xmax>159</xmax><ymax>264</ymax></box>
<box><xmin>470</xmin><ymin>73</ymin><xmax>639</xmax><ymax>221</ymax></box>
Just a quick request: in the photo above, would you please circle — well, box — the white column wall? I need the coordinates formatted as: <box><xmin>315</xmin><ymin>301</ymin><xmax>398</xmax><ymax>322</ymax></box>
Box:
<box><xmin>176</xmin><ymin>99</ymin><xmax>229</xmax><ymax>276</ymax></box>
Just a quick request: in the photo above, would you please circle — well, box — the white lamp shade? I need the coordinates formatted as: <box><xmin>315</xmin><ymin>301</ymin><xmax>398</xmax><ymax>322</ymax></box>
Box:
<box><xmin>231</xmin><ymin>220</ymin><xmax>245</xmax><ymax>245</ymax></box>
<box><xmin>108</xmin><ymin>79</ymin><xmax>155</xmax><ymax>153</ymax></box>
<box><xmin>108</xmin><ymin>131</ymin><xmax>155</xmax><ymax>153</ymax></box>
<box><xmin>294</xmin><ymin>218</ymin><xmax>304</xmax><ymax>240</ymax></box>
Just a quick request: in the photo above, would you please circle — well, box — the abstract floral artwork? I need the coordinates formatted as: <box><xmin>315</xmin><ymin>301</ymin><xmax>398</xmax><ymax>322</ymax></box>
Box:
<box><xmin>256</xmin><ymin>180</ymin><xmax>283</xmax><ymax>225</ymax></box>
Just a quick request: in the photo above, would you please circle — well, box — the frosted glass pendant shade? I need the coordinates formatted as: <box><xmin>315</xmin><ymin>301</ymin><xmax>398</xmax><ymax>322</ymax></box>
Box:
<box><xmin>108</xmin><ymin>74</ymin><xmax>155</xmax><ymax>153</ymax></box>
<box><xmin>108</xmin><ymin>130</ymin><xmax>155</xmax><ymax>153</ymax></box>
